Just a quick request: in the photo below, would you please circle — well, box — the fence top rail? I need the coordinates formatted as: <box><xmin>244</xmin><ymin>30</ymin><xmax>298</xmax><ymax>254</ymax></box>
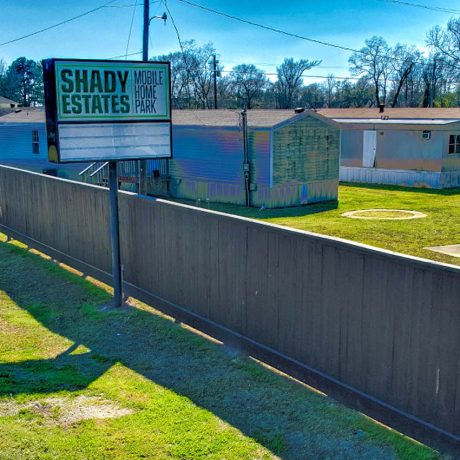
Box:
<box><xmin>1</xmin><ymin>164</ymin><xmax>459</xmax><ymax>276</ymax></box>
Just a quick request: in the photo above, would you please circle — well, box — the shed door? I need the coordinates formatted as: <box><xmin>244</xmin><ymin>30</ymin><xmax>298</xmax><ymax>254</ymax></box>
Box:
<box><xmin>362</xmin><ymin>130</ymin><xmax>377</xmax><ymax>167</ymax></box>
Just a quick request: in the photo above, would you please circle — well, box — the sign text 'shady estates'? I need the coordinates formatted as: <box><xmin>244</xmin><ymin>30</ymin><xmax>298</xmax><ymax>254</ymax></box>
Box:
<box><xmin>55</xmin><ymin>62</ymin><xmax>170</xmax><ymax>121</ymax></box>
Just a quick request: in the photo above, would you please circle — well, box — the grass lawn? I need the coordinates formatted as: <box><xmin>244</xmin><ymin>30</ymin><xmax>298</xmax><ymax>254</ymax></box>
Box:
<box><xmin>0</xmin><ymin>235</ymin><xmax>448</xmax><ymax>459</ymax></box>
<box><xmin>189</xmin><ymin>183</ymin><xmax>460</xmax><ymax>266</ymax></box>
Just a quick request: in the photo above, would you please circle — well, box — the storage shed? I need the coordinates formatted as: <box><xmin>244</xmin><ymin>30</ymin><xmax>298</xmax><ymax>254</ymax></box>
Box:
<box><xmin>318</xmin><ymin>108</ymin><xmax>460</xmax><ymax>189</ymax></box>
<box><xmin>169</xmin><ymin>110</ymin><xmax>339</xmax><ymax>207</ymax></box>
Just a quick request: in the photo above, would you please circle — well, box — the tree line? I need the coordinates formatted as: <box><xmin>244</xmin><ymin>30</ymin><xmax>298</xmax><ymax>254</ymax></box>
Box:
<box><xmin>1</xmin><ymin>17</ymin><xmax>460</xmax><ymax>110</ymax></box>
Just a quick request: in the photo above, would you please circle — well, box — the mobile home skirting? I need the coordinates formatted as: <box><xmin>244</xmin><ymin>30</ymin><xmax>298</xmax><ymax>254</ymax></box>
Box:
<box><xmin>340</xmin><ymin>166</ymin><xmax>460</xmax><ymax>189</ymax></box>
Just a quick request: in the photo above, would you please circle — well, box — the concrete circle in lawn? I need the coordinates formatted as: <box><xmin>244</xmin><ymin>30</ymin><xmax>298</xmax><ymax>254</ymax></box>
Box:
<box><xmin>341</xmin><ymin>209</ymin><xmax>427</xmax><ymax>220</ymax></box>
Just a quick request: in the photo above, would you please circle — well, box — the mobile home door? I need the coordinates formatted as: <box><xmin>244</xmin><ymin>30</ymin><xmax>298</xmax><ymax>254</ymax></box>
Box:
<box><xmin>362</xmin><ymin>130</ymin><xmax>377</xmax><ymax>167</ymax></box>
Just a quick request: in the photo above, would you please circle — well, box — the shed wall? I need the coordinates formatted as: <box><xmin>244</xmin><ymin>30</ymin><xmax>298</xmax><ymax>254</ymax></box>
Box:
<box><xmin>272</xmin><ymin>116</ymin><xmax>340</xmax><ymax>184</ymax></box>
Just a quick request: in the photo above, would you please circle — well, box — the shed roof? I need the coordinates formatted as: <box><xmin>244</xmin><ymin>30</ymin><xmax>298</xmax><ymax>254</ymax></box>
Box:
<box><xmin>317</xmin><ymin>107</ymin><xmax>460</xmax><ymax>121</ymax></box>
<box><xmin>171</xmin><ymin>109</ymin><xmax>319</xmax><ymax>127</ymax></box>
<box><xmin>0</xmin><ymin>108</ymin><xmax>330</xmax><ymax>128</ymax></box>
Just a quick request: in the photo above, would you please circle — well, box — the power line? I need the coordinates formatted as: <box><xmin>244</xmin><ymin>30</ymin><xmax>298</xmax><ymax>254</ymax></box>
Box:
<box><xmin>174</xmin><ymin>0</ymin><xmax>432</xmax><ymax>67</ymax></box>
<box><xmin>220</xmin><ymin>69</ymin><xmax>361</xmax><ymax>81</ymax></box>
<box><xmin>124</xmin><ymin>1</ymin><xmax>138</xmax><ymax>59</ymax></box>
<box><xmin>223</xmin><ymin>59</ymin><xmax>348</xmax><ymax>70</ymax></box>
<box><xmin>107</xmin><ymin>51</ymin><xmax>142</xmax><ymax>59</ymax></box>
<box><xmin>164</xmin><ymin>1</ymin><xmax>186</xmax><ymax>55</ymax></box>
<box><xmin>149</xmin><ymin>0</ymin><xmax>166</xmax><ymax>57</ymax></box>
<box><xmin>378</xmin><ymin>0</ymin><xmax>460</xmax><ymax>14</ymax></box>
<box><xmin>175</xmin><ymin>0</ymin><xmax>363</xmax><ymax>55</ymax></box>
<box><xmin>0</xmin><ymin>0</ymin><xmax>118</xmax><ymax>48</ymax></box>
<box><xmin>106</xmin><ymin>0</ymin><xmax>161</xmax><ymax>7</ymax></box>
<box><xmin>164</xmin><ymin>1</ymin><xmax>216</xmax><ymax>125</ymax></box>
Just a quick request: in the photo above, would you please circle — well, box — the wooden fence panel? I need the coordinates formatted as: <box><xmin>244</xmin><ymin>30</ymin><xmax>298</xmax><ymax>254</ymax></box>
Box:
<box><xmin>1</xmin><ymin>165</ymin><xmax>459</xmax><ymax>439</ymax></box>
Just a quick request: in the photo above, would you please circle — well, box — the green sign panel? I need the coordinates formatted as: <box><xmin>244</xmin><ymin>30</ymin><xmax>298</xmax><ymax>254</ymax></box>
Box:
<box><xmin>43</xmin><ymin>58</ymin><xmax>172</xmax><ymax>163</ymax></box>
<box><xmin>54</xmin><ymin>60</ymin><xmax>170</xmax><ymax>122</ymax></box>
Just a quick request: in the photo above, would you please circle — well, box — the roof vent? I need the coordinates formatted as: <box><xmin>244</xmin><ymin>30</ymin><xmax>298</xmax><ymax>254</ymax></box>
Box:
<box><xmin>379</xmin><ymin>103</ymin><xmax>385</xmax><ymax>113</ymax></box>
<box><xmin>294</xmin><ymin>107</ymin><xmax>305</xmax><ymax>114</ymax></box>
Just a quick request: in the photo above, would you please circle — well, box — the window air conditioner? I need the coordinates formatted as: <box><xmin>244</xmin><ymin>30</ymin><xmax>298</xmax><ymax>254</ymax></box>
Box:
<box><xmin>422</xmin><ymin>130</ymin><xmax>432</xmax><ymax>140</ymax></box>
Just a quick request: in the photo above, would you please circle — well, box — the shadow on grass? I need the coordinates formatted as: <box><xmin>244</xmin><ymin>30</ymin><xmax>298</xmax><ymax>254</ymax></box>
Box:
<box><xmin>0</xmin><ymin>241</ymin><xmax>432</xmax><ymax>459</ymax></box>
<box><xmin>171</xmin><ymin>198</ymin><xmax>339</xmax><ymax>220</ymax></box>
<box><xmin>339</xmin><ymin>182</ymin><xmax>460</xmax><ymax>196</ymax></box>
<box><xmin>0</xmin><ymin>343</ymin><xmax>114</xmax><ymax>396</ymax></box>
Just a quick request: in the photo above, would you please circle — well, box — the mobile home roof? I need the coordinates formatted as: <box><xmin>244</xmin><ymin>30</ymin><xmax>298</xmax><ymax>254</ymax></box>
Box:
<box><xmin>0</xmin><ymin>108</ymin><xmax>332</xmax><ymax>128</ymax></box>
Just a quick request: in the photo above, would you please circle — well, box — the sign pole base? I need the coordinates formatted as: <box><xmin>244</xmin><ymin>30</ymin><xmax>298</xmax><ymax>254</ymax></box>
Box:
<box><xmin>109</xmin><ymin>161</ymin><xmax>123</xmax><ymax>307</ymax></box>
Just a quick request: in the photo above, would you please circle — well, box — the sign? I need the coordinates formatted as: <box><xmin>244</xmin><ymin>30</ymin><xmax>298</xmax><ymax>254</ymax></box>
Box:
<box><xmin>43</xmin><ymin>59</ymin><xmax>172</xmax><ymax>163</ymax></box>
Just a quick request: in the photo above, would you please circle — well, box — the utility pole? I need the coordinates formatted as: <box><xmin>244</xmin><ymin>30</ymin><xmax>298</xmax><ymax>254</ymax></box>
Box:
<box><xmin>139</xmin><ymin>0</ymin><xmax>150</xmax><ymax>195</ymax></box>
<box><xmin>143</xmin><ymin>0</ymin><xmax>149</xmax><ymax>62</ymax></box>
<box><xmin>241</xmin><ymin>109</ymin><xmax>250</xmax><ymax>207</ymax></box>
<box><xmin>213</xmin><ymin>54</ymin><xmax>218</xmax><ymax>109</ymax></box>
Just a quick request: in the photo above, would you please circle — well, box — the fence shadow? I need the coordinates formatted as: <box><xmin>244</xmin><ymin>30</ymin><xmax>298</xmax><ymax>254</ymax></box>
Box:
<box><xmin>173</xmin><ymin>198</ymin><xmax>339</xmax><ymax>219</ymax></box>
<box><xmin>340</xmin><ymin>182</ymin><xmax>460</xmax><ymax>196</ymax></box>
<box><xmin>0</xmin><ymin>240</ymin><xmax>403</xmax><ymax>459</ymax></box>
<box><xmin>0</xmin><ymin>343</ymin><xmax>114</xmax><ymax>396</ymax></box>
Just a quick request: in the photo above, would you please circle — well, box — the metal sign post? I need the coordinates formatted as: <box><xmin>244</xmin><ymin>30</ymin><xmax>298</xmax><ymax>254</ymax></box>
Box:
<box><xmin>108</xmin><ymin>161</ymin><xmax>122</xmax><ymax>307</ymax></box>
<box><xmin>42</xmin><ymin>58</ymin><xmax>172</xmax><ymax>307</ymax></box>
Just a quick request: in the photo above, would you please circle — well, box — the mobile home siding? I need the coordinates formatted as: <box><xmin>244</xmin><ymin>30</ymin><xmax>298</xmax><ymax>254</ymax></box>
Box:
<box><xmin>0</xmin><ymin>122</ymin><xmax>86</xmax><ymax>179</ymax></box>
<box><xmin>375</xmin><ymin>130</ymin><xmax>443</xmax><ymax>171</ymax></box>
<box><xmin>340</xmin><ymin>129</ymin><xmax>443</xmax><ymax>171</ymax></box>
<box><xmin>169</xmin><ymin>126</ymin><xmax>246</xmax><ymax>205</ymax></box>
<box><xmin>0</xmin><ymin>123</ymin><xmax>47</xmax><ymax>170</ymax></box>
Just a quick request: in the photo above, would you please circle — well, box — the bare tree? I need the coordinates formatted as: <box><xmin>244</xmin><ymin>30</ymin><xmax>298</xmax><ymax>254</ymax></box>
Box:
<box><xmin>188</xmin><ymin>42</ymin><xmax>217</xmax><ymax>109</ymax></box>
<box><xmin>421</xmin><ymin>53</ymin><xmax>450</xmax><ymax>107</ymax></box>
<box><xmin>349</xmin><ymin>36</ymin><xmax>391</xmax><ymax>106</ymax></box>
<box><xmin>154</xmin><ymin>41</ymin><xmax>220</xmax><ymax>109</ymax></box>
<box><xmin>427</xmin><ymin>19</ymin><xmax>460</xmax><ymax>67</ymax></box>
<box><xmin>228</xmin><ymin>64</ymin><xmax>268</xmax><ymax>109</ymax></box>
<box><xmin>324</xmin><ymin>74</ymin><xmax>335</xmax><ymax>107</ymax></box>
<box><xmin>389</xmin><ymin>44</ymin><xmax>421</xmax><ymax>107</ymax></box>
<box><xmin>274</xmin><ymin>58</ymin><xmax>321</xmax><ymax>108</ymax></box>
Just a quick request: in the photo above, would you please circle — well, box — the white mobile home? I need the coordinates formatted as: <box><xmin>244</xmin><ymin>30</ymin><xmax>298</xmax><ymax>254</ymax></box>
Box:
<box><xmin>319</xmin><ymin>108</ymin><xmax>460</xmax><ymax>189</ymax></box>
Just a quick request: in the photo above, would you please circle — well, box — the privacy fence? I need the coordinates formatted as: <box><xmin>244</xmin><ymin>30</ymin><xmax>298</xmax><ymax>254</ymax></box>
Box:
<box><xmin>1</xmin><ymin>165</ymin><xmax>459</xmax><ymax>442</ymax></box>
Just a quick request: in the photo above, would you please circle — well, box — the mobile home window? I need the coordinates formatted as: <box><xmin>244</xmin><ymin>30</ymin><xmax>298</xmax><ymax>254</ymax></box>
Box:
<box><xmin>448</xmin><ymin>134</ymin><xmax>460</xmax><ymax>154</ymax></box>
<box><xmin>32</xmin><ymin>130</ymin><xmax>39</xmax><ymax>154</ymax></box>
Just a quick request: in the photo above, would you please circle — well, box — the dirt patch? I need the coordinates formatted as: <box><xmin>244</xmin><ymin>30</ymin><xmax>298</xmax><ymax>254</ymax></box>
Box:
<box><xmin>0</xmin><ymin>395</ymin><xmax>134</xmax><ymax>426</ymax></box>
<box><xmin>342</xmin><ymin>209</ymin><xmax>427</xmax><ymax>220</ymax></box>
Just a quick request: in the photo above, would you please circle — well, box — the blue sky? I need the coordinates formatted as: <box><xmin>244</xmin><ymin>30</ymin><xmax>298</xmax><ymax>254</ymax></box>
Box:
<box><xmin>1</xmin><ymin>0</ymin><xmax>459</xmax><ymax>82</ymax></box>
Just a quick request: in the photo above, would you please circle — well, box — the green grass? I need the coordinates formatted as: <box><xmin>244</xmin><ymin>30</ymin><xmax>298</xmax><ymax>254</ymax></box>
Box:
<box><xmin>0</xmin><ymin>235</ymin><xmax>450</xmax><ymax>459</ymax></box>
<box><xmin>187</xmin><ymin>183</ymin><xmax>460</xmax><ymax>266</ymax></box>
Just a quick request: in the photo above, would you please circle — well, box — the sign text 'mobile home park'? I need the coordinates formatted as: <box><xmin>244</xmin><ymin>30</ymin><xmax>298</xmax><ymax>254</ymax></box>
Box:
<box><xmin>43</xmin><ymin>59</ymin><xmax>172</xmax><ymax>163</ymax></box>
